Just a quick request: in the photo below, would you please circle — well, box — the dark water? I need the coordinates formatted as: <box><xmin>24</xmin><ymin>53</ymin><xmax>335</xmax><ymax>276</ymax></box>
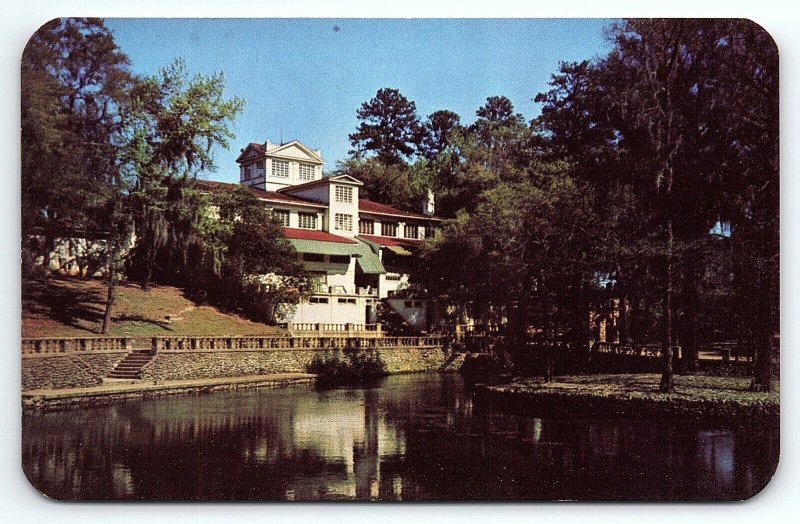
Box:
<box><xmin>22</xmin><ymin>373</ymin><xmax>778</xmax><ymax>501</ymax></box>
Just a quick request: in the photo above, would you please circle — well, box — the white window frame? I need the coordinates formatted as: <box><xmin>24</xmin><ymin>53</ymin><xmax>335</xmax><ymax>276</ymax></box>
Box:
<box><xmin>335</xmin><ymin>185</ymin><xmax>353</xmax><ymax>203</ymax></box>
<box><xmin>272</xmin><ymin>159</ymin><xmax>289</xmax><ymax>178</ymax></box>
<box><xmin>334</xmin><ymin>213</ymin><xmax>353</xmax><ymax>232</ymax></box>
<box><xmin>359</xmin><ymin>219</ymin><xmax>374</xmax><ymax>235</ymax></box>
<box><xmin>298</xmin><ymin>163</ymin><xmax>315</xmax><ymax>181</ymax></box>
<box><xmin>272</xmin><ymin>209</ymin><xmax>290</xmax><ymax>227</ymax></box>
<box><xmin>298</xmin><ymin>212</ymin><xmax>317</xmax><ymax>229</ymax></box>
<box><xmin>381</xmin><ymin>222</ymin><xmax>398</xmax><ymax>237</ymax></box>
<box><xmin>404</xmin><ymin>224</ymin><xmax>419</xmax><ymax>239</ymax></box>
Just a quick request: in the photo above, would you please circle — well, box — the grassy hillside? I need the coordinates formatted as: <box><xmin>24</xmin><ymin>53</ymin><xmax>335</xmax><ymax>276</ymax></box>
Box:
<box><xmin>22</xmin><ymin>276</ymin><xmax>286</xmax><ymax>338</ymax></box>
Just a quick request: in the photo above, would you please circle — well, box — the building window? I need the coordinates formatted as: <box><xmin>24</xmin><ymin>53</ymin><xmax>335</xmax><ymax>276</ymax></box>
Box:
<box><xmin>329</xmin><ymin>255</ymin><xmax>350</xmax><ymax>264</ymax></box>
<box><xmin>299</xmin><ymin>163</ymin><xmax>315</xmax><ymax>181</ymax></box>
<box><xmin>334</xmin><ymin>213</ymin><xmax>353</xmax><ymax>231</ymax></box>
<box><xmin>309</xmin><ymin>273</ymin><xmax>327</xmax><ymax>292</ymax></box>
<box><xmin>335</xmin><ymin>185</ymin><xmax>353</xmax><ymax>203</ymax></box>
<box><xmin>244</xmin><ymin>160</ymin><xmax>264</xmax><ymax>180</ymax></box>
<box><xmin>298</xmin><ymin>212</ymin><xmax>317</xmax><ymax>229</ymax></box>
<box><xmin>385</xmin><ymin>274</ymin><xmax>401</xmax><ymax>281</ymax></box>
<box><xmin>272</xmin><ymin>159</ymin><xmax>289</xmax><ymax>178</ymax></box>
<box><xmin>309</xmin><ymin>296</ymin><xmax>329</xmax><ymax>304</ymax></box>
<box><xmin>337</xmin><ymin>298</ymin><xmax>357</xmax><ymax>304</ymax></box>
<box><xmin>381</xmin><ymin>222</ymin><xmax>398</xmax><ymax>237</ymax></box>
<box><xmin>359</xmin><ymin>219</ymin><xmax>374</xmax><ymax>235</ymax></box>
<box><xmin>404</xmin><ymin>224</ymin><xmax>419</xmax><ymax>239</ymax></box>
<box><xmin>272</xmin><ymin>209</ymin><xmax>290</xmax><ymax>226</ymax></box>
<box><xmin>425</xmin><ymin>226</ymin><xmax>436</xmax><ymax>238</ymax></box>
<box><xmin>302</xmin><ymin>253</ymin><xmax>325</xmax><ymax>262</ymax></box>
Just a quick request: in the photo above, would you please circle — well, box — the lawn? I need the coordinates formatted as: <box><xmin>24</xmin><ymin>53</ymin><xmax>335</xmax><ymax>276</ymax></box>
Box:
<box><xmin>22</xmin><ymin>276</ymin><xmax>286</xmax><ymax>338</ymax></box>
<box><xmin>483</xmin><ymin>373</ymin><xmax>779</xmax><ymax>418</ymax></box>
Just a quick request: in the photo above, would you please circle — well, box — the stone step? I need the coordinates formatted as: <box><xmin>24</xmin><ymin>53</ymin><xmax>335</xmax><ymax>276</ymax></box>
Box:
<box><xmin>106</xmin><ymin>349</ymin><xmax>155</xmax><ymax>381</ymax></box>
<box><xmin>107</xmin><ymin>373</ymin><xmax>142</xmax><ymax>379</ymax></box>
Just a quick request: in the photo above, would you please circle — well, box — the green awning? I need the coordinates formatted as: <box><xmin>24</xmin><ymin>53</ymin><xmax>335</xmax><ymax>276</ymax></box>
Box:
<box><xmin>302</xmin><ymin>260</ymin><xmax>350</xmax><ymax>275</ymax></box>
<box><xmin>354</xmin><ymin>238</ymin><xmax>386</xmax><ymax>274</ymax></box>
<box><xmin>385</xmin><ymin>244</ymin><xmax>413</xmax><ymax>256</ymax></box>
<box><xmin>287</xmin><ymin>238</ymin><xmax>358</xmax><ymax>256</ymax></box>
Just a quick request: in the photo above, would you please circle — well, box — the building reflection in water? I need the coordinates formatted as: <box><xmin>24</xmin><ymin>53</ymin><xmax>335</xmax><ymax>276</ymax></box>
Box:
<box><xmin>22</xmin><ymin>374</ymin><xmax>778</xmax><ymax>501</ymax></box>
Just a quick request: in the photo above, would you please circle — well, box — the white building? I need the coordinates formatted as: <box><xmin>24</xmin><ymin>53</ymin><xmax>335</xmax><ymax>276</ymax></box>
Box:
<box><xmin>198</xmin><ymin>139</ymin><xmax>441</xmax><ymax>331</ymax></box>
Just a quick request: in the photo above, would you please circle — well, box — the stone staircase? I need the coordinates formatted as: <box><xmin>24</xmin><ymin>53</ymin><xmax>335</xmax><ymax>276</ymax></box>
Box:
<box><xmin>106</xmin><ymin>349</ymin><xmax>155</xmax><ymax>380</ymax></box>
<box><xmin>440</xmin><ymin>352</ymin><xmax>466</xmax><ymax>372</ymax></box>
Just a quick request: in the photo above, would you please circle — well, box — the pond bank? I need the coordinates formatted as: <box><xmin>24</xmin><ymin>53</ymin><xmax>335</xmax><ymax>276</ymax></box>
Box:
<box><xmin>474</xmin><ymin>374</ymin><xmax>779</xmax><ymax>419</ymax></box>
<box><xmin>22</xmin><ymin>373</ymin><xmax>316</xmax><ymax>412</ymax></box>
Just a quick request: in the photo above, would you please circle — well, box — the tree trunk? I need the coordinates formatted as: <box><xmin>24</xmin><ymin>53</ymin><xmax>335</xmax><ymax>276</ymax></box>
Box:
<box><xmin>543</xmin><ymin>293</ymin><xmax>555</xmax><ymax>383</ymax></box>
<box><xmin>101</xmin><ymin>276</ymin><xmax>116</xmax><ymax>334</ymax></box>
<box><xmin>141</xmin><ymin>244</ymin><xmax>154</xmax><ymax>291</ymax></box>
<box><xmin>619</xmin><ymin>294</ymin><xmax>631</xmax><ymax>345</ymax></box>
<box><xmin>101</xmin><ymin>243</ymin><xmax>121</xmax><ymax>335</ymax></box>
<box><xmin>659</xmin><ymin>216</ymin><xmax>675</xmax><ymax>393</ymax></box>
<box><xmin>750</xmin><ymin>268</ymin><xmax>774</xmax><ymax>392</ymax></box>
<box><xmin>682</xmin><ymin>257</ymin><xmax>700</xmax><ymax>371</ymax></box>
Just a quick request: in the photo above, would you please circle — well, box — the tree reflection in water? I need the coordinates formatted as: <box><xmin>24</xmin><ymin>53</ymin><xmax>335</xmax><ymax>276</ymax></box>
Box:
<box><xmin>22</xmin><ymin>374</ymin><xmax>778</xmax><ymax>500</ymax></box>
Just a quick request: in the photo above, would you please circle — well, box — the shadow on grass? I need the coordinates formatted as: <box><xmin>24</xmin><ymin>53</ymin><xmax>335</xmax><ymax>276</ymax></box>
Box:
<box><xmin>113</xmin><ymin>314</ymin><xmax>174</xmax><ymax>331</ymax></box>
<box><xmin>23</xmin><ymin>276</ymin><xmax>177</xmax><ymax>335</ymax></box>
<box><xmin>22</xmin><ymin>276</ymin><xmax>107</xmax><ymax>333</ymax></box>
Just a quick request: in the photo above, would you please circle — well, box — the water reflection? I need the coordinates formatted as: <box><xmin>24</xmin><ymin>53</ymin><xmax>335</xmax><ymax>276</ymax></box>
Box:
<box><xmin>22</xmin><ymin>374</ymin><xmax>778</xmax><ymax>500</ymax></box>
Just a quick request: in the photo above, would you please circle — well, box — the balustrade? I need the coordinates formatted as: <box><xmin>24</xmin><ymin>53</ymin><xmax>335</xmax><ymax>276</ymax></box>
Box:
<box><xmin>23</xmin><ymin>333</ymin><xmax>443</xmax><ymax>355</ymax></box>
<box><xmin>22</xmin><ymin>336</ymin><xmax>131</xmax><ymax>354</ymax></box>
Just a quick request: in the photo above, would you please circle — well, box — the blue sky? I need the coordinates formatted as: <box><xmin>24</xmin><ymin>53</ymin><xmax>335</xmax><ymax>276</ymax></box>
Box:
<box><xmin>105</xmin><ymin>18</ymin><xmax>613</xmax><ymax>183</ymax></box>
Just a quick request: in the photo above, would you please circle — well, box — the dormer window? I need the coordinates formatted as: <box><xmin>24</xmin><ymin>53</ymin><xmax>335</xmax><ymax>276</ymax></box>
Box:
<box><xmin>272</xmin><ymin>160</ymin><xmax>289</xmax><ymax>178</ymax></box>
<box><xmin>298</xmin><ymin>163</ymin><xmax>315</xmax><ymax>181</ymax></box>
<box><xmin>244</xmin><ymin>160</ymin><xmax>265</xmax><ymax>180</ymax></box>
<box><xmin>335</xmin><ymin>185</ymin><xmax>353</xmax><ymax>203</ymax></box>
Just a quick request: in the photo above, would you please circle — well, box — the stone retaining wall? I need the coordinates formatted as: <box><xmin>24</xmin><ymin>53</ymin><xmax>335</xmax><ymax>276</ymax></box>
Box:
<box><xmin>141</xmin><ymin>346</ymin><xmax>445</xmax><ymax>382</ymax></box>
<box><xmin>22</xmin><ymin>352</ymin><xmax>126</xmax><ymax>390</ymax></box>
<box><xmin>380</xmin><ymin>346</ymin><xmax>445</xmax><ymax>373</ymax></box>
<box><xmin>140</xmin><ymin>350</ymin><xmax>315</xmax><ymax>382</ymax></box>
<box><xmin>22</xmin><ymin>346</ymin><xmax>446</xmax><ymax>391</ymax></box>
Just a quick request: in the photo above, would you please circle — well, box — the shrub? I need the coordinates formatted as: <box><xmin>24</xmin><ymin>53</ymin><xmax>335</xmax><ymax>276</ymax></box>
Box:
<box><xmin>307</xmin><ymin>348</ymin><xmax>387</xmax><ymax>387</ymax></box>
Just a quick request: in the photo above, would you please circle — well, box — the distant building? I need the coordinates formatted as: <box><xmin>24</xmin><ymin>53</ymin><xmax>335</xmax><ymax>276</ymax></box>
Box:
<box><xmin>198</xmin><ymin>139</ymin><xmax>442</xmax><ymax>330</ymax></box>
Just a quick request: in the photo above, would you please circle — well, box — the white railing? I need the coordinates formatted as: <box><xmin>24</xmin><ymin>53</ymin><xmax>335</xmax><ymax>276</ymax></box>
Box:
<box><xmin>281</xmin><ymin>322</ymin><xmax>384</xmax><ymax>338</ymax></box>
<box><xmin>22</xmin><ymin>336</ymin><xmax>133</xmax><ymax>354</ymax></box>
<box><xmin>23</xmin><ymin>331</ymin><xmax>444</xmax><ymax>355</ymax></box>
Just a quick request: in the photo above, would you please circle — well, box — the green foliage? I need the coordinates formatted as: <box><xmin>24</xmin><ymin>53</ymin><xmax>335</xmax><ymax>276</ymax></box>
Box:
<box><xmin>533</xmin><ymin>19</ymin><xmax>778</xmax><ymax>389</ymax></box>
<box><xmin>418</xmin><ymin>109</ymin><xmax>462</xmax><ymax>161</ymax></box>
<box><xmin>186</xmin><ymin>184</ymin><xmax>309</xmax><ymax>324</ymax></box>
<box><xmin>334</xmin><ymin>156</ymin><xmax>426</xmax><ymax>211</ymax></box>
<box><xmin>22</xmin><ymin>18</ymin><xmax>134</xmax><ymax>265</ymax></box>
<box><xmin>22</xmin><ymin>18</ymin><xmax>137</xmax><ymax>333</ymax></box>
<box><xmin>307</xmin><ymin>349</ymin><xmax>387</xmax><ymax>387</ymax></box>
<box><xmin>124</xmin><ymin>59</ymin><xmax>245</xmax><ymax>290</ymax></box>
<box><xmin>348</xmin><ymin>87</ymin><xmax>422</xmax><ymax>165</ymax></box>
<box><xmin>421</xmin><ymin>163</ymin><xmax>598</xmax><ymax>333</ymax></box>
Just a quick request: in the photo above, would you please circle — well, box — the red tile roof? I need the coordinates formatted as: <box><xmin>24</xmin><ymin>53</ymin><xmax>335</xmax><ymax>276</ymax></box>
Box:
<box><xmin>194</xmin><ymin>179</ymin><xmax>325</xmax><ymax>208</ymax></box>
<box><xmin>283</xmin><ymin>228</ymin><xmax>356</xmax><ymax>244</ymax></box>
<box><xmin>235</xmin><ymin>142</ymin><xmax>265</xmax><ymax>162</ymax></box>
<box><xmin>358</xmin><ymin>199</ymin><xmax>440</xmax><ymax>221</ymax></box>
<box><xmin>358</xmin><ymin>234</ymin><xmax>423</xmax><ymax>248</ymax></box>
